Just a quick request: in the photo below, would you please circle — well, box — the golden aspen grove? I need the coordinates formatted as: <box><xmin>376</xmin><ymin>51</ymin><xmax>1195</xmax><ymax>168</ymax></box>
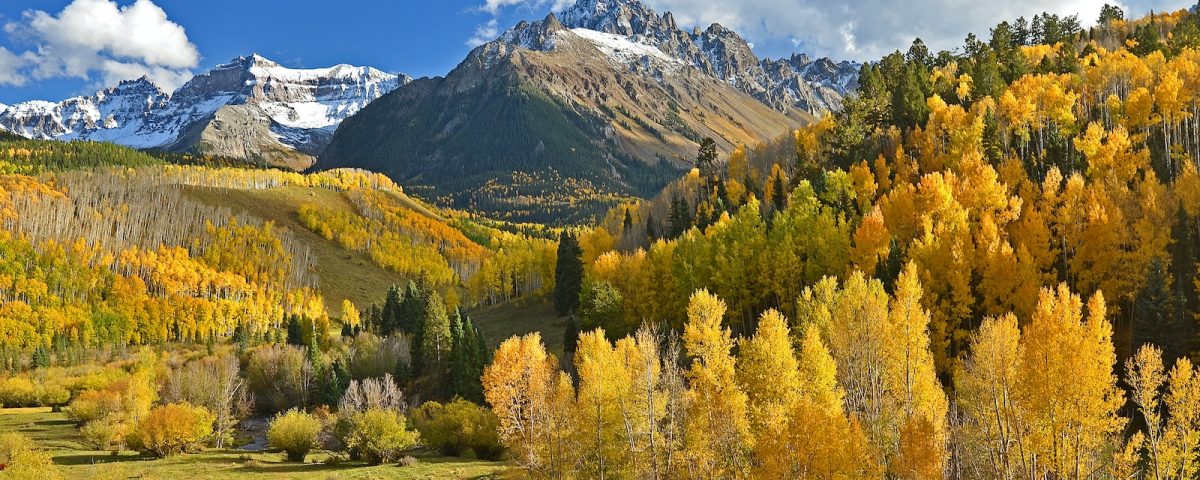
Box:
<box><xmin>5</xmin><ymin>1</ymin><xmax>1200</xmax><ymax>479</ymax></box>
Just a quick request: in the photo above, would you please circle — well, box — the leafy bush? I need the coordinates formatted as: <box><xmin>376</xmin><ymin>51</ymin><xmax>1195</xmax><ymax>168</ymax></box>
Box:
<box><xmin>0</xmin><ymin>376</ymin><xmax>36</xmax><ymax>407</ymax></box>
<box><xmin>347</xmin><ymin>333</ymin><xmax>410</xmax><ymax>380</ymax></box>
<box><xmin>0</xmin><ymin>432</ymin><xmax>64</xmax><ymax>480</ymax></box>
<box><xmin>267</xmin><ymin>409</ymin><xmax>322</xmax><ymax>462</ymax></box>
<box><xmin>81</xmin><ymin>417</ymin><xmax>131</xmax><ymax>453</ymax></box>
<box><xmin>246</xmin><ymin>345</ymin><xmax>313</xmax><ymax>413</ymax></box>
<box><xmin>67</xmin><ymin>388</ymin><xmax>123</xmax><ymax>425</ymax></box>
<box><xmin>343</xmin><ymin>408</ymin><xmax>420</xmax><ymax>465</ymax></box>
<box><xmin>410</xmin><ymin>399</ymin><xmax>503</xmax><ymax>460</ymax></box>
<box><xmin>136</xmin><ymin>403</ymin><xmax>215</xmax><ymax>457</ymax></box>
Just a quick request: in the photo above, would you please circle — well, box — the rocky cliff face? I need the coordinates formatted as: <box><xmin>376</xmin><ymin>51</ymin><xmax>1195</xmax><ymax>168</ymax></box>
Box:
<box><xmin>0</xmin><ymin>54</ymin><xmax>408</xmax><ymax>169</ymax></box>
<box><xmin>553</xmin><ymin>0</ymin><xmax>859</xmax><ymax>114</ymax></box>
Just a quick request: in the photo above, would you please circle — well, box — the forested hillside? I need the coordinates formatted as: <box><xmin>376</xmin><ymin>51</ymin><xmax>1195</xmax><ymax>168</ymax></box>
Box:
<box><xmin>7</xmin><ymin>4</ymin><xmax>1200</xmax><ymax>480</ymax></box>
<box><xmin>479</xmin><ymin>6</ymin><xmax>1200</xmax><ymax>479</ymax></box>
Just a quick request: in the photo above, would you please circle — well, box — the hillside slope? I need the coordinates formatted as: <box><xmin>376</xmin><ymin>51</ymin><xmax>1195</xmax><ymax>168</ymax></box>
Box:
<box><xmin>319</xmin><ymin>1</ymin><xmax>824</xmax><ymax>223</ymax></box>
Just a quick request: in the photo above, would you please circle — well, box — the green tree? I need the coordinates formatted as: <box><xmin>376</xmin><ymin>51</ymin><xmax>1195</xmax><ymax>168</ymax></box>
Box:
<box><xmin>1098</xmin><ymin>4</ymin><xmax>1123</xmax><ymax>25</ymax></box>
<box><xmin>554</xmin><ymin>231</ymin><xmax>584</xmax><ymax>316</ymax></box>
<box><xmin>1134</xmin><ymin>258</ymin><xmax>1189</xmax><ymax>364</ymax></box>
<box><xmin>381</xmin><ymin>284</ymin><xmax>403</xmax><ymax>336</ymax></box>
<box><xmin>696</xmin><ymin>137</ymin><xmax>719</xmax><ymax>181</ymax></box>
<box><xmin>422</xmin><ymin>291</ymin><xmax>452</xmax><ymax>375</ymax></box>
<box><xmin>285</xmin><ymin>315</ymin><xmax>304</xmax><ymax>346</ymax></box>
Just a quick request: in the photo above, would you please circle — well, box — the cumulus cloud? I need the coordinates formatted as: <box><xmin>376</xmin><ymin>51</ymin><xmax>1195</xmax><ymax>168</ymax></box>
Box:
<box><xmin>642</xmin><ymin>0</ymin><xmax>1192</xmax><ymax>60</ymax></box>
<box><xmin>4</xmin><ymin>0</ymin><xmax>199</xmax><ymax>90</ymax></box>
<box><xmin>0</xmin><ymin>47</ymin><xmax>27</xmax><ymax>86</ymax></box>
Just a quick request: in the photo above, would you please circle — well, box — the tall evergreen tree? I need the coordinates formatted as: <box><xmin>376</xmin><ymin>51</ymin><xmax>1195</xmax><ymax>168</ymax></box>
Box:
<box><xmin>286</xmin><ymin>315</ymin><xmax>305</xmax><ymax>346</ymax></box>
<box><xmin>696</xmin><ymin>137</ymin><xmax>719</xmax><ymax>181</ymax></box>
<box><xmin>667</xmin><ymin>192</ymin><xmax>693</xmax><ymax>238</ymax></box>
<box><xmin>564</xmin><ymin>314</ymin><xmax>580</xmax><ymax>354</ymax></box>
<box><xmin>30</xmin><ymin>344</ymin><xmax>50</xmax><ymax>369</ymax></box>
<box><xmin>400</xmin><ymin>281</ymin><xmax>425</xmax><ymax>335</ymax></box>
<box><xmin>381</xmin><ymin>285</ymin><xmax>403</xmax><ymax>336</ymax></box>
<box><xmin>449</xmin><ymin>310</ymin><xmax>488</xmax><ymax>403</ymax></box>
<box><xmin>554</xmin><ymin>231</ymin><xmax>584</xmax><ymax>316</ymax></box>
<box><xmin>1134</xmin><ymin>258</ymin><xmax>1190</xmax><ymax>364</ymax></box>
<box><xmin>645</xmin><ymin>213</ymin><xmax>659</xmax><ymax>242</ymax></box>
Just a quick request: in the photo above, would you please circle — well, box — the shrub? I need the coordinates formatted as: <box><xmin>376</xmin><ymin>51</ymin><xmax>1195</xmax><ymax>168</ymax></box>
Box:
<box><xmin>347</xmin><ymin>333</ymin><xmax>410</xmax><ymax>380</ymax></box>
<box><xmin>136</xmin><ymin>403</ymin><xmax>215</xmax><ymax>457</ymax></box>
<box><xmin>0</xmin><ymin>432</ymin><xmax>65</xmax><ymax>480</ymax></box>
<box><xmin>81</xmin><ymin>417</ymin><xmax>131</xmax><ymax>453</ymax></box>
<box><xmin>246</xmin><ymin>345</ymin><xmax>313</xmax><ymax>413</ymax></box>
<box><xmin>161</xmin><ymin>354</ymin><xmax>251</xmax><ymax>448</ymax></box>
<box><xmin>344</xmin><ymin>408</ymin><xmax>420</xmax><ymax>465</ymax></box>
<box><xmin>67</xmin><ymin>388</ymin><xmax>123</xmax><ymax>425</ymax></box>
<box><xmin>0</xmin><ymin>376</ymin><xmax>36</xmax><ymax>407</ymax></box>
<box><xmin>397</xmin><ymin>455</ymin><xmax>419</xmax><ymax>467</ymax></box>
<box><xmin>410</xmin><ymin>398</ymin><xmax>503</xmax><ymax>460</ymax></box>
<box><xmin>267</xmin><ymin>409</ymin><xmax>322</xmax><ymax>462</ymax></box>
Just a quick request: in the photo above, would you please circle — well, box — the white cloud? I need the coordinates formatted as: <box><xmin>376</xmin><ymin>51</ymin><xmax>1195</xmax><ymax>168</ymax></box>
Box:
<box><xmin>0</xmin><ymin>47</ymin><xmax>26</xmax><ymax>86</ymax></box>
<box><xmin>477</xmin><ymin>0</ymin><xmax>572</xmax><ymax>15</ymax></box>
<box><xmin>469</xmin><ymin>0</ymin><xmax>572</xmax><ymax>47</ymax></box>
<box><xmin>467</xmin><ymin>18</ymin><xmax>501</xmax><ymax>47</ymax></box>
<box><xmin>640</xmin><ymin>0</ymin><xmax>1193</xmax><ymax>61</ymax></box>
<box><xmin>4</xmin><ymin>0</ymin><xmax>199</xmax><ymax>91</ymax></box>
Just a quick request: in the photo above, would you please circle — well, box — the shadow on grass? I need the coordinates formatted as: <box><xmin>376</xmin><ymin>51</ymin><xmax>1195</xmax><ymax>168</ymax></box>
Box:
<box><xmin>52</xmin><ymin>453</ymin><xmax>155</xmax><ymax>466</ymax></box>
<box><xmin>34</xmin><ymin>419</ymin><xmax>75</xmax><ymax>427</ymax></box>
<box><xmin>241</xmin><ymin>461</ymin><xmax>366</xmax><ymax>474</ymax></box>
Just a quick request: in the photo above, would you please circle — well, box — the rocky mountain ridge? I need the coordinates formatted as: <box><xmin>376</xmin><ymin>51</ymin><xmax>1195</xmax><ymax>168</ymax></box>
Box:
<box><xmin>0</xmin><ymin>54</ymin><xmax>408</xmax><ymax>169</ymax></box>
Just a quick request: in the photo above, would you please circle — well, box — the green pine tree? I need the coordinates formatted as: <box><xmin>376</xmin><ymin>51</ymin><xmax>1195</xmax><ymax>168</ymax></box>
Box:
<box><xmin>553</xmin><ymin>231</ymin><xmax>584</xmax><ymax>316</ymax></box>
<box><xmin>286</xmin><ymin>315</ymin><xmax>305</xmax><ymax>346</ymax></box>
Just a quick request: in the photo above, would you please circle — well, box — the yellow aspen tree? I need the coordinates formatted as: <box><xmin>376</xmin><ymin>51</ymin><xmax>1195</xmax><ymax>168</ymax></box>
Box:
<box><xmin>850</xmin><ymin>206</ymin><xmax>891</xmax><ymax>276</ymax></box>
<box><xmin>887</xmin><ymin>262</ymin><xmax>949</xmax><ymax>477</ymax></box>
<box><xmin>796</xmin><ymin>322</ymin><xmax>844</xmax><ymax>415</ymax></box>
<box><xmin>759</xmin><ymin>398</ymin><xmax>880</xmax><ymax>479</ymax></box>
<box><xmin>822</xmin><ymin>271</ymin><xmax>896</xmax><ymax>461</ymax></box>
<box><xmin>1017</xmin><ymin>286</ymin><xmax>1124</xmax><ymax>479</ymax></box>
<box><xmin>736</xmin><ymin>309</ymin><xmax>800</xmax><ymax>447</ymax></box>
<box><xmin>1126</xmin><ymin>344</ymin><xmax>1167</xmax><ymax>480</ymax></box>
<box><xmin>620</xmin><ymin>326</ymin><xmax>665</xmax><ymax>479</ymax></box>
<box><xmin>574</xmin><ymin>329</ymin><xmax>631</xmax><ymax>479</ymax></box>
<box><xmin>755</xmin><ymin>320</ymin><xmax>879</xmax><ymax>478</ymax></box>
<box><xmin>682</xmin><ymin>289</ymin><xmax>752</xmax><ymax>478</ymax></box>
<box><xmin>1164</xmin><ymin>357</ymin><xmax>1200</xmax><ymax>479</ymax></box>
<box><xmin>482</xmin><ymin>333</ymin><xmax>573</xmax><ymax>477</ymax></box>
<box><xmin>340</xmin><ymin>299</ymin><xmax>360</xmax><ymax>329</ymax></box>
<box><xmin>959</xmin><ymin>313</ymin><xmax>1025</xmax><ymax>479</ymax></box>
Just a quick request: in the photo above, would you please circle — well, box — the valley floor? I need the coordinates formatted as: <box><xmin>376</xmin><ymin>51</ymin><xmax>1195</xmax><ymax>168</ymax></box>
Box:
<box><xmin>0</xmin><ymin>408</ymin><xmax>510</xmax><ymax>479</ymax></box>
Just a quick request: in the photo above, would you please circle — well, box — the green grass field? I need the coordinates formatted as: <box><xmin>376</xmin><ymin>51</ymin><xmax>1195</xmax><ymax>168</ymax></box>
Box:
<box><xmin>0</xmin><ymin>408</ymin><xmax>511</xmax><ymax>479</ymax></box>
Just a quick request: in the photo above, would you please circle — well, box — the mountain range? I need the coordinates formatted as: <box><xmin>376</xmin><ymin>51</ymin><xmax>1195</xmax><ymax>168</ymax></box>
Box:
<box><xmin>317</xmin><ymin>0</ymin><xmax>859</xmax><ymax>222</ymax></box>
<box><xmin>0</xmin><ymin>54</ymin><xmax>407</xmax><ymax>169</ymax></box>
<box><xmin>0</xmin><ymin>0</ymin><xmax>858</xmax><ymax>222</ymax></box>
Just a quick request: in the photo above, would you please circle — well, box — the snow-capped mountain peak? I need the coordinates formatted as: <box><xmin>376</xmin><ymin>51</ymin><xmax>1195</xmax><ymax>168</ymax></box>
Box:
<box><xmin>0</xmin><ymin>54</ymin><xmax>410</xmax><ymax>165</ymax></box>
<box><xmin>488</xmin><ymin>0</ymin><xmax>859</xmax><ymax>114</ymax></box>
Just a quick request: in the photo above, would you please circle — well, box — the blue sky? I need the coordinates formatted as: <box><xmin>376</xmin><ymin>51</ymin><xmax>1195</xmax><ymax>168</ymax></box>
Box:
<box><xmin>0</xmin><ymin>0</ymin><xmax>1192</xmax><ymax>104</ymax></box>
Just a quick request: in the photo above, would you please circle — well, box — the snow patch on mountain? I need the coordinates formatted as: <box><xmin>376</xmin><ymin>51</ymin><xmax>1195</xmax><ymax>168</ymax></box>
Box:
<box><xmin>0</xmin><ymin>54</ymin><xmax>408</xmax><ymax>155</ymax></box>
<box><xmin>568</xmin><ymin>28</ymin><xmax>683</xmax><ymax>71</ymax></box>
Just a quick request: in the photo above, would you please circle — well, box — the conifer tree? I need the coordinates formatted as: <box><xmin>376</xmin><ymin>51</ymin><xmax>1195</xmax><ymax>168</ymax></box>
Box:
<box><xmin>554</xmin><ymin>231</ymin><xmax>584</xmax><ymax>316</ymax></box>
<box><xmin>381</xmin><ymin>285</ymin><xmax>403</xmax><ymax>336</ymax></box>
<box><xmin>564</xmin><ymin>314</ymin><xmax>580</xmax><ymax>354</ymax></box>
<box><xmin>286</xmin><ymin>315</ymin><xmax>305</xmax><ymax>346</ymax></box>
